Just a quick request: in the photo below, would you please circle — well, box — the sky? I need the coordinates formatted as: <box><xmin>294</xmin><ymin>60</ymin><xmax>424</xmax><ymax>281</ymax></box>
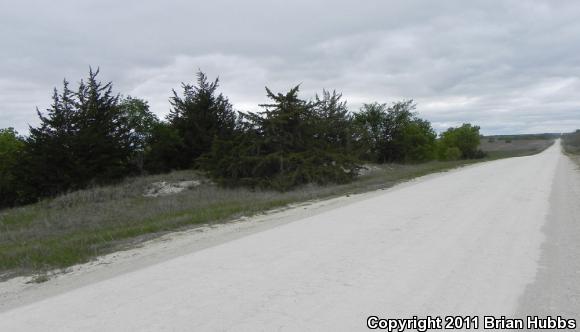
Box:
<box><xmin>1</xmin><ymin>0</ymin><xmax>580</xmax><ymax>135</ymax></box>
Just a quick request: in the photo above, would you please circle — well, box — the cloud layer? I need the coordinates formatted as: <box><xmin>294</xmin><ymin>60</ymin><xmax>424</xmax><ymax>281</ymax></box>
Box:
<box><xmin>2</xmin><ymin>0</ymin><xmax>580</xmax><ymax>134</ymax></box>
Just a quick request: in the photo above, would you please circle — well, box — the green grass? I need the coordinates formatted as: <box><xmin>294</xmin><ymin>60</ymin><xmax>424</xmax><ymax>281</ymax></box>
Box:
<box><xmin>0</xmin><ymin>144</ymin><xmax>553</xmax><ymax>279</ymax></box>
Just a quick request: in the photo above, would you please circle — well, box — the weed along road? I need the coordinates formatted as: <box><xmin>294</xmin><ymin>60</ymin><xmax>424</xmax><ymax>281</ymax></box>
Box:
<box><xmin>1</xmin><ymin>141</ymin><xmax>578</xmax><ymax>331</ymax></box>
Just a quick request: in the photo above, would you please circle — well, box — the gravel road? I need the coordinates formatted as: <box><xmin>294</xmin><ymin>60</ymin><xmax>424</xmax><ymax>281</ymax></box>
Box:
<box><xmin>1</xmin><ymin>141</ymin><xmax>577</xmax><ymax>331</ymax></box>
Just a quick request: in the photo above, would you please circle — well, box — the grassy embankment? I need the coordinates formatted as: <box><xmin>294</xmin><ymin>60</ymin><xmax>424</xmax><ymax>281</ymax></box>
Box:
<box><xmin>0</xmin><ymin>138</ymin><xmax>554</xmax><ymax>280</ymax></box>
<box><xmin>562</xmin><ymin>130</ymin><xmax>580</xmax><ymax>165</ymax></box>
<box><xmin>562</xmin><ymin>130</ymin><xmax>580</xmax><ymax>154</ymax></box>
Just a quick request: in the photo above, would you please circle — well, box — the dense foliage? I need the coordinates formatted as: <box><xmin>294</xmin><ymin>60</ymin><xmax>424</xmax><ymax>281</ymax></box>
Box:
<box><xmin>0</xmin><ymin>128</ymin><xmax>24</xmax><ymax>207</ymax></box>
<box><xmin>117</xmin><ymin>96</ymin><xmax>160</xmax><ymax>172</ymax></box>
<box><xmin>203</xmin><ymin>87</ymin><xmax>360</xmax><ymax>190</ymax></box>
<box><xmin>14</xmin><ymin>69</ymin><xmax>139</xmax><ymax>204</ymax></box>
<box><xmin>438</xmin><ymin>124</ymin><xmax>485</xmax><ymax>160</ymax></box>
<box><xmin>166</xmin><ymin>72</ymin><xmax>237</xmax><ymax>169</ymax></box>
<box><xmin>352</xmin><ymin>100</ymin><xmax>437</xmax><ymax>163</ymax></box>
<box><xmin>0</xmin><ymin>68</ymin><xmax>487</xmax><ymax>208</ymax></box>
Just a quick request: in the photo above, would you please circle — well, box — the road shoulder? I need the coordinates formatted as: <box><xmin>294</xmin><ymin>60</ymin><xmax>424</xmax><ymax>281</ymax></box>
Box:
<box><xmin>516</xmin><ymin>152</ymin><xmax>580</xmax><ymax>324</ymax></box>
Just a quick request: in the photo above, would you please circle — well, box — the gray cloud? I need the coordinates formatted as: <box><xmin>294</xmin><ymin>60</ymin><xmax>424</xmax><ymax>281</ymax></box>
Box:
<box><xmin>1</xmin><ymin>0</ymin><xmax>580</xmax><ymax>135</ymax></box>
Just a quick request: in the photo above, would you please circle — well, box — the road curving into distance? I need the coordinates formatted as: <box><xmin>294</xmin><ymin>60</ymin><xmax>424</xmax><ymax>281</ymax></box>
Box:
<box><xmin>1</xmin><ymin>140</ymin><xmax>578</xmax><ymax>331</ymax></box>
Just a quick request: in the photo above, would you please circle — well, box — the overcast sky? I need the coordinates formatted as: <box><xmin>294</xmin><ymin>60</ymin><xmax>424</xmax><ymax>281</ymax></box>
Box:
<box><xmin>1</xmin><ymin>0</ymin><xmax>580</xmax><ymax>135</ymax></box>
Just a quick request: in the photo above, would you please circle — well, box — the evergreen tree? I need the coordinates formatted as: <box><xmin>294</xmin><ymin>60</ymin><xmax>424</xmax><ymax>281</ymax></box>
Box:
<box><xmin>203</xmin><ymin>86</ymin><xmax>359</xmax><ymax>190</ymax></box>
<box><xmin>200</xmin><ymin>114</ymin><xmax>260</xmax><ymax>185</ymax></box>
<box><xmin>5</xmin><ymin>67</ymin><xmax>455</xmax><ymax>204</ymax></box>
<box><xmin>312</xmin><ymin>90</ymin><xmax>352</xmax><ymax>149</ymax></box>
<box><xmin>21</xmin><ymin>80</ymin><xmax>78</xmax><ymax>199</ymax></box>
<box><xmin>256</xmin><ymin>86</ymin><xmax>315</xmax><ymax>177</ymax></box>
<box><xmin>72</xmin><ymin>68</ymin><xmax>134</xmax><ymax>184</ymax></box>
<box><xmin>167</xmin><ymin>71</ymin><xmax>236</xmax><ymax>168</ymax></box>
<box><xmin>21</xmin><ymin>69</ymin><xmax>137</xmax><ymax>201</ymax></box>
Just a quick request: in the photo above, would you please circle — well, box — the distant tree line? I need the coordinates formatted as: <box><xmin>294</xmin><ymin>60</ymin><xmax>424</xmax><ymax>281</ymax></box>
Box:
<box><xmin>0</xmin><ymin>69</ymin><xmax>485</xmax><ymax>208</ymax></box>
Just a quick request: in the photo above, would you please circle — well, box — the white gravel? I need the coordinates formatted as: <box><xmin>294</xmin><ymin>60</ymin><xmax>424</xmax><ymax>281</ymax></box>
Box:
<box><xmin>0</xmin><ymin>141</ymin><xmax>575</xmax><ymax>331</ymax></box>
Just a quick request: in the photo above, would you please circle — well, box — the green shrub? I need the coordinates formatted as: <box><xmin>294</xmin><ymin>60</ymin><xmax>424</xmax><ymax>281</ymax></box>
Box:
<box><xmin>438</xmin><ymin>123</ymin><xmax>481</xmax><ymax>159</ymax></box>
<box><xmin>444</xmin><ymin>147</ymin><xmax>462</xmax><ymax>161</ymax></box>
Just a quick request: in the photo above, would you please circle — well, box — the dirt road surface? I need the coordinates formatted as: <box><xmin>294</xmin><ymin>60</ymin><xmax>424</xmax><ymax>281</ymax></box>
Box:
<box><xmin>1</xmin><ymin>141</ymin><xmax>578</xmax><ymax>331</ymax></box>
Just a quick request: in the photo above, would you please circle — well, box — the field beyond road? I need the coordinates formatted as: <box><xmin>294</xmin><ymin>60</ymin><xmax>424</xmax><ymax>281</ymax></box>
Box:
<box><xmin>0</xmin><ymin>140</ymin><xmax>577</xmax><ymax>331</ymax></box>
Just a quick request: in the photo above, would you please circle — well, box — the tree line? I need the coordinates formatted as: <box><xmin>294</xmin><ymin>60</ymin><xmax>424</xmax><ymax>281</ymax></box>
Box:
<box><xmin>0</xmin><ymin>69</ymin><xmax>484</xmax><ymax>208</ymax></box>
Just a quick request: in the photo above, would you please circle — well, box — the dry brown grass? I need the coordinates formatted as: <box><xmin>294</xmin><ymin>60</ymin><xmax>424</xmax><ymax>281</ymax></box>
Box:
<box><xmin>562</xmin><ymin>131</ymin><xmax>580</xmax><ymax>155</ymax></box>
<box><xmin>479</xmin><ymin>138</ymin><xmax>554</xmax><ymax>159</ymax></box>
